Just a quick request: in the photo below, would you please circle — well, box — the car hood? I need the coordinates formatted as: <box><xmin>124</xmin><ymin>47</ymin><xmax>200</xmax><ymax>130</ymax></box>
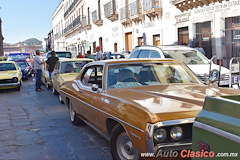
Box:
<box><xmin>188</xmin><ymin>64</ymin><xmax>229</xmax><ymax>75</ymax></box>
<box><xmin>107</xmin><ymin>84</ymin><xmax>240</xmax><ymax>123</ymax></box>
<box><xmin>60</xmin><ymin>73</ymin><xmax>78</xmax><ymax>82</ymax></box>
<box><xmin>0</xmin><ymin>71</ymin><xmax>20</xmax><ymax>79</ymax></box>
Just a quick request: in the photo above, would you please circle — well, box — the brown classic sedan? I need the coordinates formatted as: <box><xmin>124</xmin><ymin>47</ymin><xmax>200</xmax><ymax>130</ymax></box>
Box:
<box><xmin>59</xmin><ymin>59</ymin><xmax>240</xmax><ymax>160</ymax></box>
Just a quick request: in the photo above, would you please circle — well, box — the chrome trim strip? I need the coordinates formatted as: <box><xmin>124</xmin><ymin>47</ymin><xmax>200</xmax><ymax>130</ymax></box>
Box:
<box><xmin>0</xmin><ymin>82</ymin><xmax>20</xmax><ymax>87</ymax></box>
<box><xmin>194</xmin><ymin>121</ymin><xmax>240</xmax><ymax>144</ymax></box>
<box><xmin>61</xmin><ymin>90</ymin><xmax>144</xmax><ymax>133</ymax></box>
<box><xmin>157</xmin><ymin>143</ymin><xmax>192</xmax><ymax>148</ymax></box>
<box><xmin>155</xmin><ymin>118</ymin><xmax>195</xmax><ymax>128</ymax></box>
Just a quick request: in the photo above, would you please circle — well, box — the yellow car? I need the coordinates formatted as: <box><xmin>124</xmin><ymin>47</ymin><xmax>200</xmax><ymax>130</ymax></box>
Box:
<box><xmin>0</xmin><ymin>61</ymin><xmax>22</xmax><ymax>91</ymax></box>
<box><xmin>52</xmin><ymin>58</ymin><xmax>93</xmax><ymax>100</ymax></box>
<box><xmin>41</xmin><ymin>61</ymin><xmax>51</xmax><ymax>89</ymax></box>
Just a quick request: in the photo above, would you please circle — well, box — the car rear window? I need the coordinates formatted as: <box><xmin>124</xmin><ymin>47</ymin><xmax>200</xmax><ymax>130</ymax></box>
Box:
<box><xmin>47</xmin><ymin>52</ymin><xmax>72</xmax><ymax>58</ymax></box>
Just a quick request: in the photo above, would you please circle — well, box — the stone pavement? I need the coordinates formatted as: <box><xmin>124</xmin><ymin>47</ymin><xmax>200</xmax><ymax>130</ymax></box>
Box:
<box><xmin>0</xmin><ymin>78</ymin><xmax>112</xmax><ymax>160</ymax></box>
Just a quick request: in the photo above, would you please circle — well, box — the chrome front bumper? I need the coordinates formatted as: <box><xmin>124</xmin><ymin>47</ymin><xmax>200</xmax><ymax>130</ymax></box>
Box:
<box><xmin>0</xmin><ymin>82</ymin><xmax>20</xmax><ymax>88</ymax></box>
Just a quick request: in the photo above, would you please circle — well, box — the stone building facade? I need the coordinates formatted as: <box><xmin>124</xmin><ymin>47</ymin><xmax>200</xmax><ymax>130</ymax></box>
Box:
<box><xmin>52</xmin><ymin>0</ymin><xmax>240</xmax><ymax>67</ymax></box>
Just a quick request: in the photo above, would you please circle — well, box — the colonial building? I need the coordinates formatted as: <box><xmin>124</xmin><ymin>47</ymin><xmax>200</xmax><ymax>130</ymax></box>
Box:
<box><xmin>171</xmin><ymin>0</ymin><xmax>240</xmax><ymax>67</ymax></box>
<box><xmin>3</xmin><ymin>44</ymin><xmax>42</xmax><ymax>56</ymax></box>
<box><xmin>52</xmin><ymin>0</ymin><xmax>240</xmax><ymax>67</ymax></box>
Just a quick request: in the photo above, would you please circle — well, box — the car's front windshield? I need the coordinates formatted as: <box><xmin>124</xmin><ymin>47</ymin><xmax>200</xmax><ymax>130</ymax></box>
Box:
<box><xmin>60</xmin><ymin>61</ymin><xmax>92</xmax><ymax>73</ymax></box>
<box><xmin>0</xmin><ymin>63</ymin><xmax>17</xmax><ymax>71</ymax></box>
<box><xmin>8</xmin><ymin>54</ymin><xmax>30</xmax><ymax>61</ymax></box>
<box><xmin>16</xmin><ymin>61</ymin><xmax>28</xmax><ymax>68</ymax></box>
<box><xmin>107</xmin><ymin>62</ymin><xmax>200</xmax><ymax>89</ymax></box>
<box><xmin>162</xmin><ymin>49</ymin><xmax>209</xmax><ymax>65</ymax></box>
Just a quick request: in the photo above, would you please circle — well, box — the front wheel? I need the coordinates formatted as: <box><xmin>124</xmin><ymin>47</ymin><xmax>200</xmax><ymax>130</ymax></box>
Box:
<box><xmin>69</xmin><ymin>101</ymin><xmax>84</xmax><ymax>126</ymax></box>
<box><xmin>110</xmin><ymin>125</ymin><xmax>140</xmax><ymax>160</ymax></box>
<box><xmin>53</xmin><ymin>87</ymin><xmax>58</xmax><ymax>95</ymax></box>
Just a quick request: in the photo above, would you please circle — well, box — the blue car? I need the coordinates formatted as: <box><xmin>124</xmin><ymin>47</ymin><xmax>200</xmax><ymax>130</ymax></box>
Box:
<box><xmin>15</xmin><ymin>60</ymin><xmax>33</xmax><ymax>80</ymax></box>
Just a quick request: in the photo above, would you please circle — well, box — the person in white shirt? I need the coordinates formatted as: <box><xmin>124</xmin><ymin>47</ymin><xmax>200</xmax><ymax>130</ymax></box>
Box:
<box><xmin>95</xmin><ymin>46</ymin><xmax>104</xmax><ymax>61</ymax></box>
<box><xmin>33</xmin><ymin>50</ymin><xmax>45</xmax><ymax>92</ymax></box>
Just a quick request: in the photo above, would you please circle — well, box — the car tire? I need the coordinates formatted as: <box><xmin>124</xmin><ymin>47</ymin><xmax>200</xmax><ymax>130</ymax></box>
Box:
<box><xmin>53</xmin><ymin>88</ymin><xmax>58</xmax><ymax>95</ymax></box>
<box><xmin>15</xmin><ymin>85</ymin><xmax>21</xmax><ymax>91</ymax></box>
<box><xmin>69</xmin><ymin>101</ymin><xmax>84</xmax><ymax>126</ymax></box>
<box><xmin>110</xmin><ymin>124</ymin><xmax>140</xmax><ymax>160</ymax></box>
<box><xmin>59</xmin><ymin>94</ymin><xmax>64</xmax><ymax>104</ymax></box>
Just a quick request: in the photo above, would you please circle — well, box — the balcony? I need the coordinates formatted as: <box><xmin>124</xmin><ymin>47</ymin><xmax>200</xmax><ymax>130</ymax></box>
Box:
<box><xmin>82</xmin><ymin>16</ymin><xmax>92</xmax><ymax>30</ymax></box>
<box><xmin>143</xmin><ymin>0</ymin><xmax>162</xmax><ymax>20</ymax></box>
<box><xmin>170</xmin><ymin>0</ymin><xmax>225</xmax><ymax>12</ymax></box>
<box><xmin>120</xmin><ymin>7</ymin><xmax>132</xmax><ymax>26</ymax></box>
<box><xmin>104</xmin><ymin>0</ymin><xmax>118</xmax><ymax>21</ymax></box>
<box><xmin>64</xmin><ymin>0</ymin><xmax>80</xmax><ymax>18</ymax></box>
<box><xmin>92</xmin><ymin>10</ymin><xmax>103</xmax><ymax>26</ymax></box>
<box><xmin>130</xmin><ymin>0</ymin><xmax>144</xmax><ymax>23</ymax></box>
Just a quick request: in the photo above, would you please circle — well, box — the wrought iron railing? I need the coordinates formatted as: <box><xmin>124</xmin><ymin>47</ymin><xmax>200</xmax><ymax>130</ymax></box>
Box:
<box><xmin>130</xmin><ymin>1</ymin><xmax>140</xmax><ymax>16</ymax></box>
<box><xmin>120</xmin><ymin>7</ymin><xmax>127</xmax><ymax>20</ymax></box>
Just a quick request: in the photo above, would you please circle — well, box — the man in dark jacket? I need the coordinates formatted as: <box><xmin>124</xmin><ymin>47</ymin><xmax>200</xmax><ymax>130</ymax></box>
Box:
<box><xmin>46</xmin><ymin>51</ymin><xmax>59</xmax><ymax>81</ymax></box>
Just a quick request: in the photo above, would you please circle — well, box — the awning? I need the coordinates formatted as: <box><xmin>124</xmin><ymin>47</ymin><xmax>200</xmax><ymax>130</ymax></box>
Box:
<box><xmin>171</xmin><ymin>0</ymin><xmax>229</xmax><ymax>12</ymax></box>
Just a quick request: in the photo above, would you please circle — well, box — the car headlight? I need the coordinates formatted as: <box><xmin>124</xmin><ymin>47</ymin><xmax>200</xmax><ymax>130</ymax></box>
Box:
<box><xmin>153</xmin><ymin>128</ymin><xmax>167</xmax><ymax>142</ymax></box>
<box><xmin>13</xmin><ymin>77</ymin><xmax>18</xmax><ymax>83</ymax></box>
<box><xmin>170</xmin><ymin>126</ymin><xmax>183</xmax><ymax>140</ymax></box>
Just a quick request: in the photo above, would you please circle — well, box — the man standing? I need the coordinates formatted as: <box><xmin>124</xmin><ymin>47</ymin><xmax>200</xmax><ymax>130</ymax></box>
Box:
<box><xmin>194</xmin><ymin>42</ymin><xmax>206</xmax><ymax>56</ymax></box>
<box><xmin>33</xmin><ymin>50</ymin><xmax>45</xmax><ymax>92</ymax></box>
<box><xmin>85</xmin><ymin>50</ymin><xmax>95</xmax><ymax>60</ymax></box>
<box><xmin>95</xmin><ymin>46</ymin><xmax>103</xmax><ymax>61</ymax></box>
<box><xmin>46</xmin><ymin>51</ymin><xmax>59</xmax><ymax>81</ymax></box>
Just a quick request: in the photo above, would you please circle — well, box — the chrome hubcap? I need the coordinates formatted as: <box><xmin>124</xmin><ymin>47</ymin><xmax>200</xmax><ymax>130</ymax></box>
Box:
<box><xmin>117</xmin><ymin>132</ymin><xmax>137</xmax><ymax>160</ymax></box>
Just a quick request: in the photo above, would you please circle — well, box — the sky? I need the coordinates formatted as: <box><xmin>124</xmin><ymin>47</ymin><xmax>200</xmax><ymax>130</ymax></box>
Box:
<box><xmin>0</xmin><ymin>0</ymin><xmax>60</xmax><ymax>44</ymax></box>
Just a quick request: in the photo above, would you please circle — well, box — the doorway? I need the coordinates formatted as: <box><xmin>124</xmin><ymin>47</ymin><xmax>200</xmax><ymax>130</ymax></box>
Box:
<box><xmin>99</xmin><ymin>37</ymin><xmax>103</xmax><ymax>52</ymax></box>
<box><xmin>178</xmin><ymin>27</ymin><xmax>189</xmax><ymax>45</ymax></box>
<box><xmin>114</xmin><ymin>43</ymin><xmax>118</xmax><ymax>52</ymax></box>
<box><xmin>196</xmin><ymin>21</ymin><xmax>212</xmax><ymax>58</ymax></box>
<box><xmin>125</xmin><ymin>32</ymin><xmax>133</xmax><ymax>52</ymax></box>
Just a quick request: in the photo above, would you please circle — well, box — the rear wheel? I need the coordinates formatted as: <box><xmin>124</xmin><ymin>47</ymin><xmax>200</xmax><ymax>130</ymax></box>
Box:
<box><xmin>69</xmin><ymin>101</ymin><xmax>84</xmax><ymax>125</ymax></box>
<box><xmin>110</xmin><ymin>125</ymin><xmax>140</xmax><ymax>160</ymax></box>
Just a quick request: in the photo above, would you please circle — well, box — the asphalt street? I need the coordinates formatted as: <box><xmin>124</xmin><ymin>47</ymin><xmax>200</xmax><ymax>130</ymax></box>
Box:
<box><xmin>0</xmin><ymin>77</ymin><xmax>112</xmax><ymax>160</ymax></box>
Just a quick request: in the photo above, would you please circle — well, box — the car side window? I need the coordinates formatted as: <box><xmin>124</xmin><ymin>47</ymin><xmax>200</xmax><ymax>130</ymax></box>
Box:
<box><xmin>138</xmin><ymin>50</ymin><xmax>151</xmax><ymax>58</ymax></box>
<box><xmin>130</xmin><ymin>50</ymin><xmax>140</xmax><ymax>58</ymax></box>
<box><xmin>54</xmin><ymin>61</ymin><xmax>60</xmax><ymax>73</ymax></box>
<box><xmin>150</xmin><ymin>51</ymin><xmax>161</xmax><ymax>58</ymax></box>
<box><xmin>81</xmin><ymin>66</ymin><xmax>103</xmax><ymax>88</ymax></box>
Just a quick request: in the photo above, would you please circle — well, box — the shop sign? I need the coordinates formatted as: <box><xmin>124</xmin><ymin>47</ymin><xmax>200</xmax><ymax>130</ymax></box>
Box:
<box><xmin>142</xmin><ymin>22</ymin><xmax>155</xmax><ymax>29</ymax></box>
<box><xmin>112</xmin><ymin>27</ymin><xmax>120</xmax><ymax>37</ymax></box>
<box><xmin>175</xmin><ymin>12</ymin><xmax>191</xmax><ymax>23</ymax></box>
<box><xmin>194</xmin><ymin>0</ymin><xmax>240</xmax><ymax>15</ymax></box>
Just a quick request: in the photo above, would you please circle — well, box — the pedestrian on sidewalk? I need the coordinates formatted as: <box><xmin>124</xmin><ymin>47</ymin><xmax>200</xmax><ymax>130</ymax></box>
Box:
<box><xmin>194</xmin><ymin>42</ymin><xmax>206</xmax><ymax>56</ymax></box>
<box><xmin>76</xmin><ymin>52</ymin><xmax>85</xmax><ymax>58</ymax></box>
<box><xmin>85</xmin><ymin>50</ymin><xmax>95</xmax><ymax>60</ymax></box>
<box><xmin>33</xmin><ymin>50</ymin><xmax>45</xmax><ymax>92</ymax></box>
<box><xmin>95</xmin><ymin>46</ymin><xmax>103</xmax><ymax>61</ymax></box>
<box><xmin>46</xmin><ymin>51</ymin><xmax>59</xmax><ymax>81</ymax></box>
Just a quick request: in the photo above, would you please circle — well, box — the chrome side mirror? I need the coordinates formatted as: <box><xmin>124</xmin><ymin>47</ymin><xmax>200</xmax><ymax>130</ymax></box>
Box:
<box><xmin>209</xmin><ymin>69</ymin><xmax>220</xmax><ymax>83</ymax></box>
<box><xmin>92</xmin><ymin>84</ymin><xmax>99</xmax><ymax>92</ymax></box>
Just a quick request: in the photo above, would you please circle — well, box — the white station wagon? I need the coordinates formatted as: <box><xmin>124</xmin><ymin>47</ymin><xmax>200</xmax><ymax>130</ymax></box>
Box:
<box><xmin>130</xmin><ymin>45</ymin><xmax>236</xmax><ymax>86</ymax></box>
